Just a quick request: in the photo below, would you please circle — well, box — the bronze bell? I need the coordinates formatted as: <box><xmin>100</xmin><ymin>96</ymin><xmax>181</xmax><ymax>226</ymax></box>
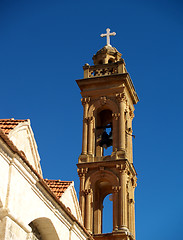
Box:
<box><xmin>99</xmin><ymin>129</ymin><xmax>112</xmax><ymax>149</ymax></box>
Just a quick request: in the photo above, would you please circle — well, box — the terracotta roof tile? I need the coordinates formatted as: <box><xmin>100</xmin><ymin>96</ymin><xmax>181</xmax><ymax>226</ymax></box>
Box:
<box><xmin>0</xmin><ymin>119</ymin><xmax>28</xmax><ymax>134</ymax></box>
<box><xmin>44</xmin><ymin>179</ymin><xmax>72</xmax><ymax>199</ymax></box>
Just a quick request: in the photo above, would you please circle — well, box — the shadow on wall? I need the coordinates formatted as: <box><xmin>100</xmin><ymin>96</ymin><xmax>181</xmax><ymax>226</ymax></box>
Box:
<box><xmin>29</xmin><ymin>217</ymin><xmax>60</xmax><ymax>240</ymax></box>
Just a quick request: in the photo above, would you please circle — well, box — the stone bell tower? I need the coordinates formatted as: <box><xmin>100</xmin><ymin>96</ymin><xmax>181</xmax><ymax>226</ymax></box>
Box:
<box><xmin>76</xmin><ymin>29</ymin><xmax>139</xmax><ymax>240</ymax></box>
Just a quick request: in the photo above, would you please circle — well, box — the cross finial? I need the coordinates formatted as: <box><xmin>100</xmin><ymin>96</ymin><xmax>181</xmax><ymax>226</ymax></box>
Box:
<box><xmin>100</xmin><ymin>28</ymin><xmax>116</xmax><ymax>46</ymax></box>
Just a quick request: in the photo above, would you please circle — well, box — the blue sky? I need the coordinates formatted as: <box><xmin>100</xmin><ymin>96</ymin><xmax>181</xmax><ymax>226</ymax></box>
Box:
<box><xmin>0</xmin><ymin>0</ymin><xmax>183</xmax><ymax>239</ymax></box>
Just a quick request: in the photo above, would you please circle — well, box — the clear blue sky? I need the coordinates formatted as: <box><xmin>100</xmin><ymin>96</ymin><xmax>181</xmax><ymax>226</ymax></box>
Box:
<box><xmin>0</xmin><ymin>0</ymin><xmax>183</xmax><ymax>239</ymax></box>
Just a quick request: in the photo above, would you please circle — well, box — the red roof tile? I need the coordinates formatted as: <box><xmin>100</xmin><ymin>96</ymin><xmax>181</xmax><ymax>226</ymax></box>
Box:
<box><xmin>44</xmin><ymin>179</ymin><xmax>72</xmax><ymax>199</ymax></box>
<box><xmin>0</xmin><ymin>119</ymin><xmax>28</xmax><ymax>134</ymax></box>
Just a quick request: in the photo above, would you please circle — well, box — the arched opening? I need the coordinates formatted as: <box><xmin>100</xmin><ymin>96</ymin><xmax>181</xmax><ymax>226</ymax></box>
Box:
<box><xmin>108</xmin><ymin>58</ymin><xmax>115</xmax><ymax>63</ymax></box>
<box><xmin>95</xmin><ymin>109</ymin><xmax>113</xmax><ymax>157</ymax></box>
<box><xmin>29</xmin><ymin>218</ymin><xmax>59</xmax><ymax>240</ymax></box>
<box><xmin>93</xmin><ymin>178</ymin><xmax>113</xmax><ymax>234</ymax></box>
<box><xmin>102</xmin><ymin>194</ymin><xmax>113</xmax><ymax>233</ymax></box>
<box><xmin>87</xmin><ymin>170</ymin><xmax>119</xmax><ymax>235</ymax></box>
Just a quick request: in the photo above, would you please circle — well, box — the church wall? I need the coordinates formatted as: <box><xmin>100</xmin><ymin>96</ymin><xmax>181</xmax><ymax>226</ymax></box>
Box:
<box><xmin>0</xmin><ymin>152</ymin><xmax>10</xmax><ymax>208</ymax></box>
<box><xmin>9</xmin><ymin>127</ymin><xmax>38</xmax><ymax>171</ymax></box>
<box><xmin>1</xmin><ymin>216</ymin><xmax>27</xmax><ymax>240</ymax></box>
<box><xmin>0</xmin><ymin>142</ymin><xmax>92</xmax><ymax>240</ymax></box>
<box><xmin>61</xmin><ymin>184</ymin><xmax>82</xmax><ymax>223</ymax></box>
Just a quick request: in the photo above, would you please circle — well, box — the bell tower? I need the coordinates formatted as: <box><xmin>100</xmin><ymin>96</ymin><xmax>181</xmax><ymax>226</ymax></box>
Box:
<box><xmin>76</xmin><ymin>29</ymin><xmax>139</xmax><ymax>240</ymax></box>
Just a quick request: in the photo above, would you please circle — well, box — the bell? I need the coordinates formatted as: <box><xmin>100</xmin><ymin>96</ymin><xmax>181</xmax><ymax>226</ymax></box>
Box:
<box><xmin>99</xmin><ymin>129</ymin><xmax>112</xmax><ymax>149</ymax></box>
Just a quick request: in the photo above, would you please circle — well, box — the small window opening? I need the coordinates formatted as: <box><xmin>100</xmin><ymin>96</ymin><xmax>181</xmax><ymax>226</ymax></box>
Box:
<box><xmin>98</xmin><ymin>60</ymin><xmax>103</xmax><ymax>65</ymax></box>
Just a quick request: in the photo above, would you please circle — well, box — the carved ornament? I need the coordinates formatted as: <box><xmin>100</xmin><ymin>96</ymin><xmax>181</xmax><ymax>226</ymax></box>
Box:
<box><xmin>77</xmin><ymin>168</ymin><xmax>88</xmax><ymax>177</ymax></box>
<box><xmin>87</xmin><ymin>116</ymin><xmax>94</xmax><ymax>123</ymax></box>
<box><xmin>83</xmin><ymin>117</ymin><xmax>88</xmax><ymax>124</ymax></box>
<box><xmin>116</xmin><ymin>93</ymin><xmax>126</xmax><ymax>103</ymax></box>
<box><xmin>129</xmin><ymin>110</ymin><xmax>135</xmax><ymax>119</ymax></box>
<box><xmin>116</xmin><ymin>163</ymin><xmax>128</xmax><ymax>173</ymax></box>
<box><xmin>85</xmin><ymin>188</ymin><xmax>92</xmax><ymax>195</ymax></box>
<box><xmin>81</xmin><ymin>97</ymin><xmax>90</xmax><ymax>105</ymax></box>
<box><xmin>112</xmin><ymin>113</ymin><xmax>120</xmax><ymax>120</ymax></box>
<box><xmin>112</xmin><ymin>186</ymin><xmax>121</xmax><ymax>193</ymax></box>
<box><xmin>99</xmin><ymin>96</ymin><xmax>107</xmax><ymax>106</ymax></box>
<box><xmin>129</xmin><ymin>198</ymin><xmax>135</xmax><ymax>204</ymax></box>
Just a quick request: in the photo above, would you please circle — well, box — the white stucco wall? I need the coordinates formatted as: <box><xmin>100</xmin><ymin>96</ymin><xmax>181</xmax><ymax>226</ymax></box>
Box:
<box><xmin>0</xmin><ymin>139</ymin><xmax>92</xmax><ymax>240</ymax></box>
<box><xmin>8</xmin><ymin>122</ymin><xmax>42</xmax><ymax>176</ymax></box>
<box><xmin>61</xmin><ymin>183</ymin><xmax>83</xmax><ymax>224</ymax></box>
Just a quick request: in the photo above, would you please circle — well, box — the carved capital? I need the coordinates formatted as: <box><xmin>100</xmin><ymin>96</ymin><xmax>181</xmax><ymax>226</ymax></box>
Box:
<box><xmin>116</xmin><ymin>93</ymin><xmax>126</xmax><ymax>103</ymax></box>
<box><xmin>116</xmin><ymin>163</ymin><xmax>128</xmax><ymax>173</ymax></box>
<box><xmin>77</xmin><ymin>168</ymin><xmax>88</xmax><ymax>177</ymax></box>
<box><xmin>81</xmin><ymin>97</ymin><xmax>90</xmax><ymax>105</ymax></box>
<box><xmin>112</xmin><ymin>113</ymin><xmax>120</xmax><ymax>120</ymax></box>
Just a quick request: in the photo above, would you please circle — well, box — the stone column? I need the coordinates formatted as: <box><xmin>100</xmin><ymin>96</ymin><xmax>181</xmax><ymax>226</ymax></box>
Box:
<box><xmin>117</xmin><ymin>164</ymin><xmax>128</xmax><ymax>230</ymax></box>
<box><xmin>116</xmin><ymin>93</ymin><xmax>126</xmax><ymax>151</ymax></box>
<box><xmin>131</xmin><ymin>178</ymin><xmax>137</xmax><ymax>238</ymax></box>
<box><xmin>81</xmin><ymin>98</ymin><xmax>90</xmax><ymax>155</ymax></box>
<box><xmin>88</xmin><ymin>117</ymin><xmax>94</xmax><ymax>155</ymax></box>
<box><xmin>85</xmin><ymin>188</ymin><xmax>92</xmax><ymax>233</ymax></box>
<box><xmin>112</xmin><ymin>113</ymin><xmax>120</xmax><ymax>152</ymax></box>
<box><xmin>112</xmin><ymin>186</ymin><xmax>120</xmax><ymax>231</ymax></box>
<box><xmin>126</xmin><ymin>108</ymin><xmax>130</xmax><ymax>158</ymax></box>
<box><xmin>77</xmin><ymin>168</ymin><xmax>88</xmax><ymax>222</ymax></box>
<box><xmin>129</xmin><ymin>111</ymin><xmax>134</xmax><ymax>163</ymax></box>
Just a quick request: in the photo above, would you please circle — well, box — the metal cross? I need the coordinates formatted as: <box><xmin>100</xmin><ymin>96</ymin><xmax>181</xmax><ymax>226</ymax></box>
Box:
<box><xmin>100</xmin><ymin>28</ymin><xmax>116</xmax><ymax>46</ymax></box>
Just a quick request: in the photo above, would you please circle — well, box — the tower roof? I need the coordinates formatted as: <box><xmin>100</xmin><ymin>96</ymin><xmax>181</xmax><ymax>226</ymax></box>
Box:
<box><xmin>92</xmin><ymin>45</ymin><xmax>122</xmax><ymax>65</ymax></box>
